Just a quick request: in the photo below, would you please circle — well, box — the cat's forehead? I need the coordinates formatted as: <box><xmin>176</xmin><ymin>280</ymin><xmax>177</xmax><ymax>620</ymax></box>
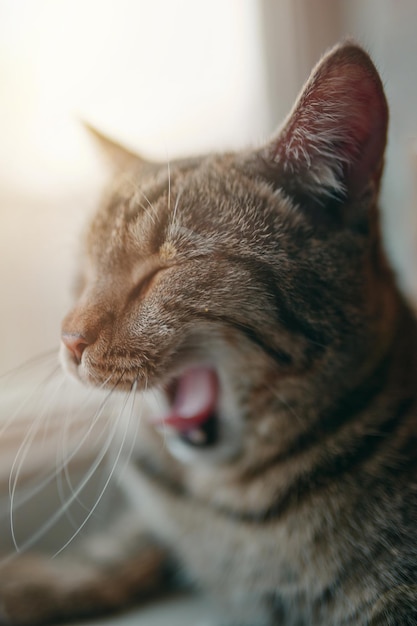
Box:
<box><xmin>85</xmin><ymin>152</ymin><xmax>298</xmax><ymax>271</ymax></box>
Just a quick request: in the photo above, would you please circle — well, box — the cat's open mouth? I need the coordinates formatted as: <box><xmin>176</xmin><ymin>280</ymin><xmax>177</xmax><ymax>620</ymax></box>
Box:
<box><xmin>152</xmin><ymin>367</ymin><xmax>219</xmax><ymax>448</ymax></box>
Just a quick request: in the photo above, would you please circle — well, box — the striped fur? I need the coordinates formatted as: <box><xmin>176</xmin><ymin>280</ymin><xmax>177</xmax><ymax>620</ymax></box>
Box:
<box><xmin>1</xmin><ymin>42</ymin><xmax>416</xmax><ymax>626</ymax></box>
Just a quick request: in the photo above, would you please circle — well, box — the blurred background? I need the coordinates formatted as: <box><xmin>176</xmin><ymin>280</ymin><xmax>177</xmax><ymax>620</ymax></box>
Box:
<box><xmin>1</xmin><ymin>0</ymin><xmax>417</xmax><ymax>373</ymax></box>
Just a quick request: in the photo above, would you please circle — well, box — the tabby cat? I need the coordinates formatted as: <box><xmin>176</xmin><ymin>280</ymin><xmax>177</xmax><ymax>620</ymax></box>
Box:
<box><xmin>1</xmin><ymin>42</ymin><xmax>417</xmax><ymax>626</ymax></box>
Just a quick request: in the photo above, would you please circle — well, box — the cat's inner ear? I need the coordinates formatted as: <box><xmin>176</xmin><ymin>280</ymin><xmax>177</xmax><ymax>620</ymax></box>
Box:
<box><xmin>260</xmin><ymin>42</ymin><xmax>388</xmax><ymax>201</ymax></box>
<box><xmin>81</xmin><ymin>121</ymin><xmax>147</xmax><ymax>172</ymax></box>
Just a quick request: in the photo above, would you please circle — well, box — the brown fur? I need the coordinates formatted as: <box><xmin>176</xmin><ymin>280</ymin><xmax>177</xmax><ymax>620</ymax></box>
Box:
<box><xmin>1</xmin><ymin>42</ymin><xmax>416</xmax><ymax>625</ymax></box>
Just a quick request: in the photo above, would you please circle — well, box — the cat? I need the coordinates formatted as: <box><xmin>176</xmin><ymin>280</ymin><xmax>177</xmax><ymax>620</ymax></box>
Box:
<box><xmin>0</xmin><ymin>41</ymin><xmax>416</xmax><ymax>626</ymax></box>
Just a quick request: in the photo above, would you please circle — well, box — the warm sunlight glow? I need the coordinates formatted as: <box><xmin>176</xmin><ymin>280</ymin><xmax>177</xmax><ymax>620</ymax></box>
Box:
<box><xmin>0</xmin><ymin>0</ymin><xmax>267</xmax><ymax>191</ymax></box>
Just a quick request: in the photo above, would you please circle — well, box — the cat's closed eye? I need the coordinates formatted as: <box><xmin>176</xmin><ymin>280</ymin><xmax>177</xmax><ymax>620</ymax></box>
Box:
<box><xmin>128</xmin><ymin>264</ymin><xmax>168</xmax><ymax>302</ymax></box>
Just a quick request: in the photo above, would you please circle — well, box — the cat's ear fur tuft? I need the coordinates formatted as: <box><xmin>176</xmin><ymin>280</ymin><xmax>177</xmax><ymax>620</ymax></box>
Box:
<box><xmin>261</xmin><ymin>42</ymin><xmax>388</xmax><ymax>201</ymax></box>
<box><xmin>81</xmin><ymin>121</ymin><xmax>146</xmax><ymax>172</ymax></box>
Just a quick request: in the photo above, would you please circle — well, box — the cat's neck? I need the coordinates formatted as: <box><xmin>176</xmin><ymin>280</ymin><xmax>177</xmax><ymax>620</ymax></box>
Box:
<box><xmin>303</xmin><ymin>291</ymin><xmax>415</xmax><ymax>423</ymax></box>
<box><xmin>239</xmin><ymin>288</ymin><xmax>417</xmax><ymax>479</ymax></box>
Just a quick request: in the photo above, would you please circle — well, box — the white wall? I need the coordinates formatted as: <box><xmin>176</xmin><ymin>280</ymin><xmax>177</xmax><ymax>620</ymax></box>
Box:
<box><xmin>0</xmin><ymin>0</ymin><xmax>269</xmax><ymax>372</ymax></box>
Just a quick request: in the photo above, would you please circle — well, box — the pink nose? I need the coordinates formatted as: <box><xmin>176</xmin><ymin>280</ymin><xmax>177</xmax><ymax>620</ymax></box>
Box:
<box><xmin>61</xmin><ymin>333</ymin><xmax>89</xmax><ymax>364</ymax></box>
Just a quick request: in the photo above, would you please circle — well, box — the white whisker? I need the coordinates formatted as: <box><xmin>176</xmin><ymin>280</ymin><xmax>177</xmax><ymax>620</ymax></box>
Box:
<box><xmin>4</xmin><ymin>375</ymin><xmax>115</xmax><ymax>522</ymax></box>
<box><xmin>52</xmin><ymin>379</ymin><xmax>138</xmax><ymax>557</ymax></box>
<box><xmin>9</xmin><ymin>373</ymin><xmax>67</xmax><ymax>551</ymax></box>
<box><xmin>0</xmin><ymin>362</ymin><xmax>61</xmax><ymax>438</ymax></box>
<box><xmin>8</xmin><ymin>377</ymin><xmax>126</xmax><ymax>555</ymax></box>
<box><xmin>172</xmin><ymin>186</ymin><xmax>182</xmax><ymax>226</ymax></box>
<box><xmin>128</xmin><ymin>177</ymin><xmax>159</xmax><ymax>224</ymax></box>
<box><xmin>0</xmin><ymin>348</ymin><xmax>59</xmax><ymax>381</ymax></box>
<box><xmin>167</xmin><ymin>158</ymin><xmax>171</xmax><ymax>213</ymax></box>
<box><xmin>136</xmin><ymin>199</ymin><xmax>157</xmax><ymax>226</ymax></box>
<box><xmin>55</xmin><ymin>384</ymin><xmax>109</xmax><ymax>524</ymax></box>
<box><xmin>114</xmin><ymin>378</ymin><xmax>142</xmax><ymax>484</ymax></box>
<box><xmin>58</xmin><ymin>379</ymin><xmax>111</xmax><ymax>513</ymax></box>
<box><xmin>139</xmin><ymin>188</ymin><xmax>159</xmax><ymax>222</ymax></box>
<box><xmin>268</xmin><ymin>387</ymin><xmax>304</xmax><ymax>426</ymax></box>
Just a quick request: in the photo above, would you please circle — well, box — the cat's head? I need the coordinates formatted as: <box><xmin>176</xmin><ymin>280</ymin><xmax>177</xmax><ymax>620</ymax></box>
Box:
<box><xmin>61</xmin><ymin>43</ymin><xmax>396</xmax><ymax>465</ymax></box>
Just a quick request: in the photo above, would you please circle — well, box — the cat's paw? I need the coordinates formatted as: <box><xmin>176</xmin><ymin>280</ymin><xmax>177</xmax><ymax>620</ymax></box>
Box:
<box><xmin>0</xmin><ymin>542</ymin><xmax>168</xmax><ymax>625</ymax></box>
<box><xmin>0</xmin><ymin>554</ymin><xmax>82</xmax><ymax>625</ymax></box>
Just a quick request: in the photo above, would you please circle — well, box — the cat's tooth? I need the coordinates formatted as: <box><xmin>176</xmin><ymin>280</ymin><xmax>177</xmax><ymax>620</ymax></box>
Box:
<box><xmin>186</xmin><ymin>429</ymin><xmax>207</xmax><ymax>444</ymax></box>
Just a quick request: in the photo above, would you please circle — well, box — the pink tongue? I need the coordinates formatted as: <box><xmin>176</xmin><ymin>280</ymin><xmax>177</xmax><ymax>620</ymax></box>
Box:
<box><xmin>158</xmin><ymin>367</ymin><xmax>218</xmax><ymax>432</ymax></box>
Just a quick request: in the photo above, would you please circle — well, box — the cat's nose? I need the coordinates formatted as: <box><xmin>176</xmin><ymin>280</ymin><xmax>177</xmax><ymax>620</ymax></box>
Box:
<box><xmin>61</xmin><ymin>333</ymin><xmax>89</xmax><ymax>364</ymax></box>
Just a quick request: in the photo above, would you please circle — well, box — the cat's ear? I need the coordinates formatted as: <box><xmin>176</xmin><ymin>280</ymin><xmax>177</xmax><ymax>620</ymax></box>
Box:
<box><xmin>259</xmin><ymin>42</ymin><xmax>388</xmax><ymax>202</ymax></box>
<box><xmin>82</xmin><ymin>121</ymin><xmax>147</xmax><ymax>172</ymax></box>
